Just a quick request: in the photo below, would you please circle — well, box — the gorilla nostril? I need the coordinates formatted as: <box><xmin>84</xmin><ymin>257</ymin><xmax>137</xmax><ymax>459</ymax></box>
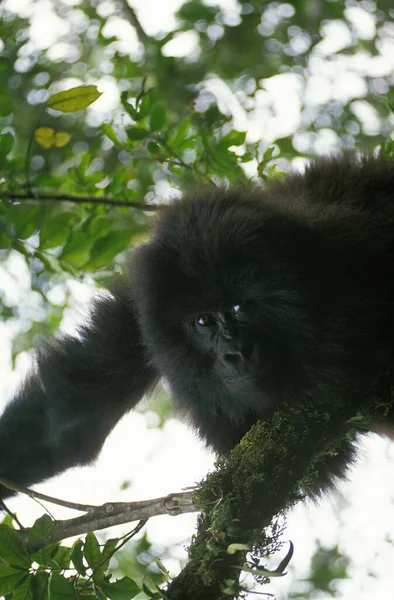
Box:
<box><xmin>223</xmin><ymin>351</ymin><xmax>244</xmax><ymax>366</ymax></box>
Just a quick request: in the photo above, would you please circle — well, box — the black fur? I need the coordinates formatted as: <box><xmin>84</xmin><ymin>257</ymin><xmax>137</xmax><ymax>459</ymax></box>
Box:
<box><xmin>0</xmin><ymin>281</ymin><xmax>158</xmax><ymax>497</ymax></box>
<box><xmin>1</xmin><ymin>154</ymin><xmax>393</xmax><ymax>497</ymax></box>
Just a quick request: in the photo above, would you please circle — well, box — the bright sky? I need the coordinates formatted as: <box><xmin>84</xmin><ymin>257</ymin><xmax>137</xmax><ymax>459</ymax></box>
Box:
<box><xmin>1</xmin><ymin>1</ymin><xmax>394</xmax><ymax>598</ymax></box>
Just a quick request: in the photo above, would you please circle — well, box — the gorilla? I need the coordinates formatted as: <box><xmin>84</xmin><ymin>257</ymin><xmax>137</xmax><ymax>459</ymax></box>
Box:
<box><xmin>0</xmin><ymin>153</ymin><xmax>393</xmax><ymax>498</ymax></box>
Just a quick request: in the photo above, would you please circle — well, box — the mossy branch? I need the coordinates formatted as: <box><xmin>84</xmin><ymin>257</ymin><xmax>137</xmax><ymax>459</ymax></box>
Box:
<box><xmin>166</xmin><ymin>371</ymin><xmax>393</xmax><ymax>599</ymax></box>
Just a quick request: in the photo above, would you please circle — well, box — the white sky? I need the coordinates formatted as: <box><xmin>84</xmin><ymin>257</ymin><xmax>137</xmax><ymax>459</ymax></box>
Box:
<box><xmin>1</xmin><ymin>0</ymin><xmax>394</xmax><ymax>597</ymax></box>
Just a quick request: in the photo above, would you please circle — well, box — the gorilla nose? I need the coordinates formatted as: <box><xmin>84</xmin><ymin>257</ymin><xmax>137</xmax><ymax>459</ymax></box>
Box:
<box><xmin>219</xmin><ymin>347</ymin><xmax>248</xmax><ymax>376</ymax></box>
<box><xmin>222</xmin><ymin>350</ymin><xmax>244</xmax><ymax>367</ymax></box>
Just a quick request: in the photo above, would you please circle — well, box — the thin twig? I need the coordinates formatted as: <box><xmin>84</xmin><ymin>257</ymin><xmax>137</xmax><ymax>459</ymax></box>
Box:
<box><xmin>161</xmin><ymin>141</ymin><xmax>217</xmax><ymax>187</ymax></box>
<box><xmin>118</xmin><ymin>0</ymin><xmax>151</xmax><ymax>44</ymax></box>
<box><xmin>1</xmin><ymin>191</ymin><xmax>160</xmax><ymax>211</ymax></box>
<box><xmin>0</xmin><ymin>500</ymin><xmax>24</xmax><ymax>529</ymax></box>
<box><xmin>0</xmin><ymin>477</ymin><xmax>100</xmax><ymax>512</ymax></box>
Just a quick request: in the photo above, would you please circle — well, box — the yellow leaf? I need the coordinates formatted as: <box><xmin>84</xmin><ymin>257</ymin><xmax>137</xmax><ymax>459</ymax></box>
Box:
<box><xmin>46</xmin><ymin>85</ymin><xmax>102</xmax><ymax>112</ymax></box>
<box><xmin>54</xmin><ymin>132</ymin><xmax>71</xmax><ymax>147</ymax></box>
<box><xmin>34</xmin><ymin>127</ymin><xmax>55</xmax><ymax>149</ymax></box>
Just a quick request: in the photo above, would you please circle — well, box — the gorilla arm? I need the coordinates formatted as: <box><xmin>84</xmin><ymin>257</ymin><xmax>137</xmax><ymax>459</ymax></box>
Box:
<box><xmin>0</xmin><ymin>279</ymin><xmax>158</xmax><ymax>499</ymax></box>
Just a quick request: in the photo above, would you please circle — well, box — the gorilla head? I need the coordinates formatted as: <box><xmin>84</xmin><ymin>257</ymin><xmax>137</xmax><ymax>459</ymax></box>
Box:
<box><xmin>131</xmin><ymin>186</ymin><xmax>330</xmax><ymax>454</ymax></box>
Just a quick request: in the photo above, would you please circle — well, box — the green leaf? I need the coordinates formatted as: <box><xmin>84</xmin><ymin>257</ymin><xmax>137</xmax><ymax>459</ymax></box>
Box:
<box><xmin>102</xmin><ymin>123</ymin><xmax>124</xmax><ymax>148</ymax></box>
<box><xmin>238</xmin><ymin>565</ymin><xmax>286</xmax><ymax>578</ymax></box>
<box><xmin>0</xmin><ymin>95</ymin><xmax>12</xmax><ymax>118</ymax></box>
<box><xmin>150</xmin><ymin>103</ymin><xmax>167</xmax><ymax>131</ymax></box>
<box><xmin>12</xmin><ymin>205</ymin><xmax>41</xmax><ymax>240</ymax></box>
<box><xmin>219</xmin><ymin>130</ymin><xmax>246</xmax><ymax>148</ymax></box>
<box><xmin>147</xmin><ymin>141</ymin><xmax>160</xmax><ymax>155</ymax></box>
<box><xmin>31</xmin><ymin>571</ymin><xmax>49</xmax><ymax>600</ymax></box>
<box><xmin>155</xmin><ymin>558</ymin><xmax>170</xmax><ymax>581</ymax></box>
<box><xmin>226</xmin><ymin>543</ymin><xmax>250</xmax><ymax>555</ymax></box>
<box><xmin>51</xmin><ymin>546</ymin><xmax>71</xmax><ymax>570</ymax></box>
<box><xmin>137</xmin><ymin>89</ymin><xmax>153</xmax><ymax>119</ymax></box>
<box><xmin>0</xmin><ymin>565</ymin><xmax>26</xmax><ymax>595</ymax></box>
<box><xmin>273</xmin><ymin>540</ymin><xmax>294</xmax><ymax>575</ymax></box>
<box><xmin>101</xmin><ymin>577</ymin><xmax>140</xmax><ymax>600</ymax></box>
<box><xmin>94</xmin><ymin>588</ymin><xmax>108</xmax><ymax>600</ymax></box>
<box><xmin>240</xmin><ymin>152</ymin><xmax>254</xmax><ymax>162</ymax></box>
<box><xmin>235</xmin><ymin>542</ymin><xmax>294</xmax><ymax>579</ymax></box>
<box><xmin>60</xmin><ymin>231</ymin><xmax>92</xmax><ymax>268</ymax></box>
<box><xmin>0</xmin><ymin>133</ymin><xmax>14</xmax><ymax>160</ymax></box>
<box><xmin>126</xmin><ymin>127</ymin><xmax>149</xmax><ymax>141</ymax></box>
<box><xmin>48</xmin><ymin>573</ymin><xmax>76</xmax><ymax>600</ymax></box>
<box><xmin>34</xmin><ymin>250</ymin><xmax>62</xmax><ymax>274</ymax></box>
<box><xmin>28</xmin><ymin>515</ymin><xmax>56</xmax><ymax>541</ymax></box>
<box><xmin>167</xmin><ymin>117</ymin><xmax>191</xmax><ymax>149</ymax></box>
<box><xmin>12</xmin><ymin>574</ymin><xmax>32</xmax><ymax>600</ymax></box>
<box><xmin>101</xmin><ymin>539</ymin><xmax>119</xmax><ymax>561</ymax></box>
<box><xmin>0</xmin><ymin>525</ymin><xmax>31</xmax><ymax>568</ymax></box>
<box><xmin>0</xmin><ymin>232</ymin><xmax>11</xmax><ymax>249</ymax></box>
<box><xmin>88</xmin><ymin>216</ymin><xmax>112</xmax><ymax>238</ymax></box>
<box><xmin>83</xmin><ymin>533</ymin><xmax>101</xmax><ymax>569</ymax></box>
<box><xmin>39</xmin><ymin>212</ymin><xmax>78</xmax><ymax>250</ymax></box>
<box><xmin>28</xmin><ymin>515</ymin><xmax>57</xmax><ymax>567</ymax></box>
<box><xmin>141</xmin><ymin>582</ymin><xmax>162</xmax><ymax>600</ymax></box>
<box><xmin>85</xmin><ymin>172</ymin><xmax>105</xmax><ymax>185</ymax></box>
<box><xmin>13</xmin><ymin>239</ymin><xmax>31</xmax><ymax>257</ymax></box>
<box><xmin>0</xmin><ymin>57</ymin><xmax>9</xmax><ymax>72</ymax></box>
<box><xmin>104</xmin><ymin>168</ymin><xmax>127</xmax><ymax>196</ymax></box>
<box><xmin>70</xmin><ymin>541</ymin><xmax>85</xmax><ymax>576</ymax></box>
<box><xmin>85</xmin><ymin>230</ymin><xmax>132</xmax><ymax>270</ymax></box>
<box><xmin>92</xmin><ymin>538</ymin><xmax>119</xmax><ymax>583</ymax></box>
<box><xmin>46</xmin><ymin>86</ymin><xmax>101</xmax><ymax>112</ymax></box>
<box><xmin>120</xmin><ymin>93</ymin><xmax>138</xmax><ymax>120</ymax></box>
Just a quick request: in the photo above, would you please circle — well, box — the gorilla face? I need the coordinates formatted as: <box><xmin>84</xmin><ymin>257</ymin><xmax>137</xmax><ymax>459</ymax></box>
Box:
<box><xmin>189</xmin><ymin>303</ymin><xmax>258</xmax><ymax>385</ymax></box>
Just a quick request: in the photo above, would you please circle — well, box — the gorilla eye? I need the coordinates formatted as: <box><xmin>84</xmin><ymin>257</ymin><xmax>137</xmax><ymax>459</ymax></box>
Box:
<box><xmin>196</xmin><ymin>314</ymin><xmax>214</xmax><ymax>327</ymax></box>
<box><xmin>232</xmin><ymin>304</ymin><xmax>246</xmax><ymax>319</ymax></box>
<box><xmin>232</xmin><ymin>304</ymin><xmax>242</xmax><ymax>316</ymax></box>
<box><xmin>231</xmin><ymin>303</ymin><xmax>251</xmax><ymax>322</ymax></box>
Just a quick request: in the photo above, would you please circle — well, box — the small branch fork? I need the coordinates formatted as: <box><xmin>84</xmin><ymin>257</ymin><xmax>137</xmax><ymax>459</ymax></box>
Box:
<box><xmin>0</xmin><ymin>477</ymin><xmax>198</xmax><ymax>551</ymax></box>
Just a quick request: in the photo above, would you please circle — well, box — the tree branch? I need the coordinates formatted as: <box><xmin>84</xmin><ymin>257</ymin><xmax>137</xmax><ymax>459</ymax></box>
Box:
<box><xmin>118</xmin><ymin>0</ymin><xmax>151</xmax><ymax>44</ymax></box>
<box><xmin>26</xmin><ymin>490</ymin><xmax>197</xmax><ymax>551</ymax></box>
<box><xmin>1</xmin><ymin>191</ymin><xmax>160</xmax><ymax>211</ymax></box>
<box><xmin>0</xmin><ymin>476</ymin><xmax>198</xmax><ymax>550</ymax></box>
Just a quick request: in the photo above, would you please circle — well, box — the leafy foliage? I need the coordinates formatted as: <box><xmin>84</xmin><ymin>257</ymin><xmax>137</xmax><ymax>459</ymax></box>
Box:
<box><xmin>0</xmin><ymin>516</ymin><xmax>149</xmax><ymax>600</ymax></box>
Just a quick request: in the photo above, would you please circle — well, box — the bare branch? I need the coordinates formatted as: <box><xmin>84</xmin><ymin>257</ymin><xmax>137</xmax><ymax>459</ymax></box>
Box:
<box><xmin>25</xmin><ymin>490</ymin><xmax>198</xmax><ymax>550</ymax></box>
<box><xmin>0</xmin><ymin>477</ymin><xmax>198</xmax><ymax>549</ymax></box>
<box><xmin>1</xmin><ymin>191</ymin><xmax>160</xmax><ymax>211</ymax></box>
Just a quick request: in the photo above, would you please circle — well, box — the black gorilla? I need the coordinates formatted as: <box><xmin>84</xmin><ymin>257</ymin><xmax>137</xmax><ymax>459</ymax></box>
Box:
<box><xmin>0</xmin><ymin>154</ymin><xmax>393</xmax><ymax>498</ymax></box>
